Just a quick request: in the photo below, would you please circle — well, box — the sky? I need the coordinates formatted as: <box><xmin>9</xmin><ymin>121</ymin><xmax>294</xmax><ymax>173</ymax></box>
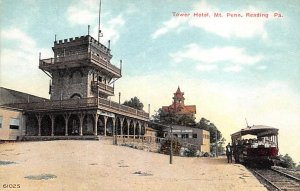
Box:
<box><xmin>0</xmin><ymin>0</ymin><xmax>299</xmax><ymax>163</ymax></box>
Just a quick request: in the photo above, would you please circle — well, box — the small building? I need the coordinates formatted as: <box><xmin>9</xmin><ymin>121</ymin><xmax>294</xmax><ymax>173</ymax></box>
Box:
<box><xmin>0</xmin><ymin>87</ymin><xmax>47</xmax><ymax>141</ymax></box>
<box><xmin>164</xmin><ymin>125</ymin><xmax>210</xmax><ymax>153</ymax></box>
<box><xmin>0</xmin><ymin>106</ymin><xmax>24</xmax><ymax>140</ymax></box>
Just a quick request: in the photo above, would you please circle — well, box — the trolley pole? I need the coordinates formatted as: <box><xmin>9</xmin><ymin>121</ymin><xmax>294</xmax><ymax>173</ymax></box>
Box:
<box><xmin>170</xmin><ymin>125</ymin><xmax>173</xmax><ymax>164</ymax></box>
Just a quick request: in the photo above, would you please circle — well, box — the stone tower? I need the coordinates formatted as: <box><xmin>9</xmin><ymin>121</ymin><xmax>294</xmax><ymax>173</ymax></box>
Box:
<box><xmin>39</xmin><ymin>35</ymin><xmax>121</xmax><ymax>100</ymax></box>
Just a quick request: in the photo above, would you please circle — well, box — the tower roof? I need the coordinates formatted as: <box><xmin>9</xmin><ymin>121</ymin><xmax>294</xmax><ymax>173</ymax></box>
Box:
<box><xmin>173</xmin><ymin>86</ymin><xmax>184</xmax><ymax>99</ymax></box>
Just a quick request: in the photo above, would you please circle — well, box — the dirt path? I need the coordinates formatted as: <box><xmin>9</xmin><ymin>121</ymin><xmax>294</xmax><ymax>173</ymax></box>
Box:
<box><xmin>0</xmin><ymin>140</ymin><xmax>266</xmax><ymax>191</ymax></box>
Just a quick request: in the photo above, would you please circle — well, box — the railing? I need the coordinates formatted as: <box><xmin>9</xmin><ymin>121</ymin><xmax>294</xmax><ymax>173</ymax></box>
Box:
<box><xmin>116</xmin><ymin>135</ymin><xmax>162</xmax><ymax>146</ymax></box>
<box><xmin>91</xmin><ymin>81</ymin><xmax>114</xmax><ymax>95</ymax></box>
<box><xmin>98</xmin><ymin>97</ymin><xmax>149</xmax><ymax>119</ymax></box>
<box><xmin>39</xmin><ymin>52</ymin><xmax>121</xmax><ymax>76</ymax></box>
<box><xmin>90</xmin><ymin>54</ymin><xmax>121</xmax><ymax>75</ymax></box>
<box><xmin>4</xmin><ymin>97</ymin><xmax>149</xmax><ymax>120</ymax></box>
<box><xmin>5</xmin><ymin>97</ymin><xmax>98</xmax><ymax>111</ymax></box>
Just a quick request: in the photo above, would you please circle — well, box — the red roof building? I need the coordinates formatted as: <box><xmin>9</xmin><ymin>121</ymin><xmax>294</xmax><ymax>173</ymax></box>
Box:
<box><xmin>162</xmin><ymin>87</ymin><xmax>196</xmax><ymax>117</ymax></box>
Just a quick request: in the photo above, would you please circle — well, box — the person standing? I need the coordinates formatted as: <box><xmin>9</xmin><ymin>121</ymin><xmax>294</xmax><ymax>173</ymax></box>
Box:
<box><xmin>226</xmin><ymin>143</ymin><xmax>233</xmax><ymax>163</ymax></box>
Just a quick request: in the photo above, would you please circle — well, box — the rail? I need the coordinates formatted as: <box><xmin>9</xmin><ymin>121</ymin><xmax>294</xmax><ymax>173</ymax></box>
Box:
<box><xmin>116</xmin><ymin>135</ymin><xmax>163</xmax><ymax>144</ymax></box>
<box><xmin>251</xmin><ymin>168</ymin><xmax>300</xmax><ymax>191</ymax></box>
<box><xmin>39</xmin><ymin>52</ymin><xmax>121</xmax><ymax>76</ymax></box>
<box><xmin>98</xmin><ymin>97</ymin><xmax>149</xmax><ymax>119</ymax></box>
<box><xmin>4</xmin><ymin>97</ymin><xmax>149</xmax><ymax>120</ymax></box>
<box><xmin>91</xmin><ymin>81</ymin><xmax>114</xmax><ymax>95</ymax></box>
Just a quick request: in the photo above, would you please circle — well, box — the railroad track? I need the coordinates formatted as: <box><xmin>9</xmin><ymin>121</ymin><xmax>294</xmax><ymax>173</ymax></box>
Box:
<box><xmin>251</xmin><ymin>168</ymin><xmax>300</xmax><ymax>191</ymax></box>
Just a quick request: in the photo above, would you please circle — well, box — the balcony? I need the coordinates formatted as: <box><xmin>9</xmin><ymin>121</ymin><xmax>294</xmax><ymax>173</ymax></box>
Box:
<box><xmin>91</xmin><ymin>81</ymin><xmax>114</xmax><ymax>96</ymax></box>
<box><xmin>4</xmin><ymin>97</ymin><xmax>149</xmax><ymax>121</ymax></box>
<box><xmin>39</xmin><ymin>52</ymin><xmax>121</xmax><ymax>78</ymax></box>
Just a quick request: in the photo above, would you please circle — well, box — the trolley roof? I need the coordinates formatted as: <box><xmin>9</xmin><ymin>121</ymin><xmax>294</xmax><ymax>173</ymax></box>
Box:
<box><xmin>231</xmin><ymin>125</ymin><xmax>279</xmax><ymax>140</ymax></box>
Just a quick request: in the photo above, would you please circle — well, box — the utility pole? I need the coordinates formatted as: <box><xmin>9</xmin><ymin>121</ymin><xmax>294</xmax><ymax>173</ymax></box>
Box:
<box><xmin>215</xmin><ymin>130</ymin><xmax>218</xmax><ymax>157</ymax></box>
<box><xmin>170</xmin><ymin>125</ymin><xmax>173</xmax><ymax>164</ymax></box>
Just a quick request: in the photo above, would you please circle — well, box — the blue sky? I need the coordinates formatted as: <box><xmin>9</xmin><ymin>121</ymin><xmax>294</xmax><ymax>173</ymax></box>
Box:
<box><xmin>1</xmin><ymin>0</ymin><xmax>300</xmax><ymax>162</ymax></box>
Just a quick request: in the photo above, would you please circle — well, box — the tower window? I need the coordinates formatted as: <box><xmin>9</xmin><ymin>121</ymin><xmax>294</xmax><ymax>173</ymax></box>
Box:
<box><xmin>98</xmin><ymin>76</ymin><xmax>102</xmax><ymax>82</ymax></box>
<box><xmin>0</xmin><ymin>116</ymin><xmax>2</xmax><ymax>128</ymax></box>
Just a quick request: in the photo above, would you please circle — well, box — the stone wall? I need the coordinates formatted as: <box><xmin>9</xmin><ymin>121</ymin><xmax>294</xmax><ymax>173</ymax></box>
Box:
<box><xmin>51</xmin><ymin>69</ymin><xmax>88</xmax><ymax>100</ymax></box>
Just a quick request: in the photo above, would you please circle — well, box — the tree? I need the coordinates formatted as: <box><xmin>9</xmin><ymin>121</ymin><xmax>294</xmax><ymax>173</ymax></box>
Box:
<box><xmin>154</xmin><ymin>109</ymin><xmax>196</xmax><ymax>126</ymax></box>
<box><xmin>195</xmin><ymin>118</ymin><xmax>223</xmax><ymax>143</ymax></box>
<box><xmin>279</xmin><ymin>154</ymin><xmax>296</xmax><ymax>169</ymax></box>
<box><xmin>123</xmin><ymin>96</ymin><xmax>144</xmax><ymax>110</ymax></box>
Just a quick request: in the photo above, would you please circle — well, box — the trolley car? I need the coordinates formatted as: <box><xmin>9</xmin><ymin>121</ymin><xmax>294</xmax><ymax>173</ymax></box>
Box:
<box><xmin>231</xmin><ymin>125</ymin><xmax>279</xmax><ymax>167</ymax></box>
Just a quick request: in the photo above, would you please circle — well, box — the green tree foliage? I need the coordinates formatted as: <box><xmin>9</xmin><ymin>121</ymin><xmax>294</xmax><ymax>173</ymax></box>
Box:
<box><xmin>279</xmin><ymin>154</ymin><xmax>296</xmax><ymax>169</ymax></box>
<box><xmin>195</xmin><ymin>118</ymin><xmax>223</xmax><ymax>143</ymax></box>
<box><xmin>154</xmin><ymin>108</ymin><xmax>196</xmax><ymax>126</ymax></box>
<box><xmin>123</xmin><ymin>96</ymin><xmax>144</xmax><ymax>110</ymax></box>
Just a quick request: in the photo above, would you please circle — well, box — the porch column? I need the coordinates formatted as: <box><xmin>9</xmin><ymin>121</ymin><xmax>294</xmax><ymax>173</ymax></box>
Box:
<box><xmin>50</xmin><ymin>115</ymin><xmax>55</xmax><ymax>136</ymax></box>
<box><xmin>64</xmin><ymin>113</ymin><xmax>70</xmax><ymax>136</ymax></box>
<box><xmin>94</xmin><ymin>113</ymin><xmax>99</xmax><ymax>136</ymax></box>
<box><xmin>133</xmin><ymin>120</ymin><xmax>136</xmax><ymax>140</ymax></box>
<box><xmin>112</xmin><ymin>118</ymin><xmax>116</xmax><ymax>144</ymax></box>
<box><xmin>126</xmin><ymin>119</ymin><xmax>130</xmax><ymax>138</ymax></box>
<box><xmin>138</xmin><ymin>121</ymin><xmax>141</xmax><ymax>138</ymax></box>
<box><xmin>79</xmin><ymin>113</ymin><xmax>84</xmax><ymax>136</ymax></box>
<box><xmin>104</xmin><ymin>116</ymin><xmax>108</xmax><ymax>136</ymax></box>
<box><xmin>119</xmin><ymin>117</ymin><xmax>124</xmax><ymax>137</ymax></box>
<box><xmin>36</xmin><ymin>114</ymin><xmax>42</xmax><ymax>136</ymax></box>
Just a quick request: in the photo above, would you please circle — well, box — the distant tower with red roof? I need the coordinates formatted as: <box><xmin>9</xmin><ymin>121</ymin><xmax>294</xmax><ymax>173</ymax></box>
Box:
<box><xmin>162</xmin><ymin>86</ymin><xmax>196</xmax><ymax>118</ymax></box>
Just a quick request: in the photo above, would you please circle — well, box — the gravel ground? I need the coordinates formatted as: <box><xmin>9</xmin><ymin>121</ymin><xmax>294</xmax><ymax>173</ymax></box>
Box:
<box><xmin>0</xmin><ymin>140</ymin><xmax>267</xmax><ymax>191</ymax></box>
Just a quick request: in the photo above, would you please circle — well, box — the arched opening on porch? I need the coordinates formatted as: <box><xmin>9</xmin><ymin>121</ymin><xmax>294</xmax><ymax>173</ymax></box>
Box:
<box><xmin>135</xmin><ymin>122</ymin><xmax>141</xmax><ymax>137</ymax></box>
<box><xmin>83</xmin><ymin>114</ymin><xmax>94</xmax><ymax>135</ymax></box>
<box><xmin>141</xmin><ymin>123</ymin><xmax>146</xmax><ymax>135</ymax></box>
<box><xmin>26</xmin><ymin>114</ymin><xmax>38</xmax><ymax>136</ymax></box>
<box><xmin>54</xmin><ymin>115</ymin><xmax>65</xmax><ymax>136</ymax></box>
<box><xmin>97</xmin><ymin>116</ymin><xmax>105</xmax><ymax>136</ymax></box>
<box><xmin>106</xmin><ymin>117</ymin><xmax>114</xmax><ymax>136</ymax></box>
<box><xmin>41</xmin><ymin>115</ymin><xmax>51</xmax><ymax>136</ymax></box>
<box><xmin>68</xmin><ymin>114</ymin><xmax>80</xmax><ymax>135</ymax></box>
<box><xmin>129</xmin><ymin>120</ymin><xmax>134</xmax><ymax>135</ymax></box>
<box><xmin>116</xmin><ymin>117</ymin><xmax>122</xmax><ymax>135</ymax></box>
<box><xmin>123</xmin><ymin>119</ymin><xmax>129</xmax><ymax>136</ymax></box>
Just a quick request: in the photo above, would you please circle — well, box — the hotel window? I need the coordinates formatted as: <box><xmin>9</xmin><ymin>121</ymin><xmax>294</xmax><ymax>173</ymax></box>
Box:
<box><xmin>193</xmin><ymin>134</ymin><xmax>197</xmax><ymax>138</ymax></box>
<box><xmin>9</xmin><ymin>118</ymin><xmax>20</xmax><ymax>130</ymax></box>
<box><xmin>0</xmin><ymin>116</ymin><xmax>2</xmax><ymax>128</ymax></box>
<box><xmin>182</xmin><ymin>134</ymin><xmax>189</xmax><ymax>139</ymax></box>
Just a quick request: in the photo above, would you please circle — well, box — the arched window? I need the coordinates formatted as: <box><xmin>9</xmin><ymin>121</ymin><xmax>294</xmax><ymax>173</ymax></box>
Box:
<box><xmin>70</xmin><ymin>93</ymin><xmax>82</xmax><ymax>99</ymax></box>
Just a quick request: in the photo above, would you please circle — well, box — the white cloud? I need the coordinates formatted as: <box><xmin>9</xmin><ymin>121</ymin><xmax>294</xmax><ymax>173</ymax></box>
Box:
<box><xmin>0</xmin><ymin>28</ymin><xmax>52</xmax><ymax>98</ymax></box>
<box><xmin>152</xmin><ymin>17</ymin><xmax>187</xmax><ymax>39</ymax></box>
<box><xmin>91</xmin><ymin>14</ymin><xmax>125</xmax><ymax>44</ymax></box>
<box><xmin>196</xmin><ymin>64</ymin><xmax>218</xmax><ymax>71</ymax></box>
<box><xmin>66</xmin><ymin>0</ymin><xmax>125</xmax><ymax>44</ymax></box>
<box><xmin>224</xmin><ymin>65</ymin><xmax>243</xmax><ymax>72</ymax></box>
<box><xmin>256</xmin><ymin>65</ymin><xmax>267</xmax><ymax>70</ymax></box>
<box><xmin>170</xmin><ymin>43</ymin><xmax>263</xmax><ymax>72</ymax></box>
<box><xmin>152</xmin><ymin>1</ymin><xmax>272</xmax><ymax>39</ymax></box>
<box><xmin>67</xmin><ymin>0</ymin><xmax>98</xmax><ymax>25</ymax></box>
